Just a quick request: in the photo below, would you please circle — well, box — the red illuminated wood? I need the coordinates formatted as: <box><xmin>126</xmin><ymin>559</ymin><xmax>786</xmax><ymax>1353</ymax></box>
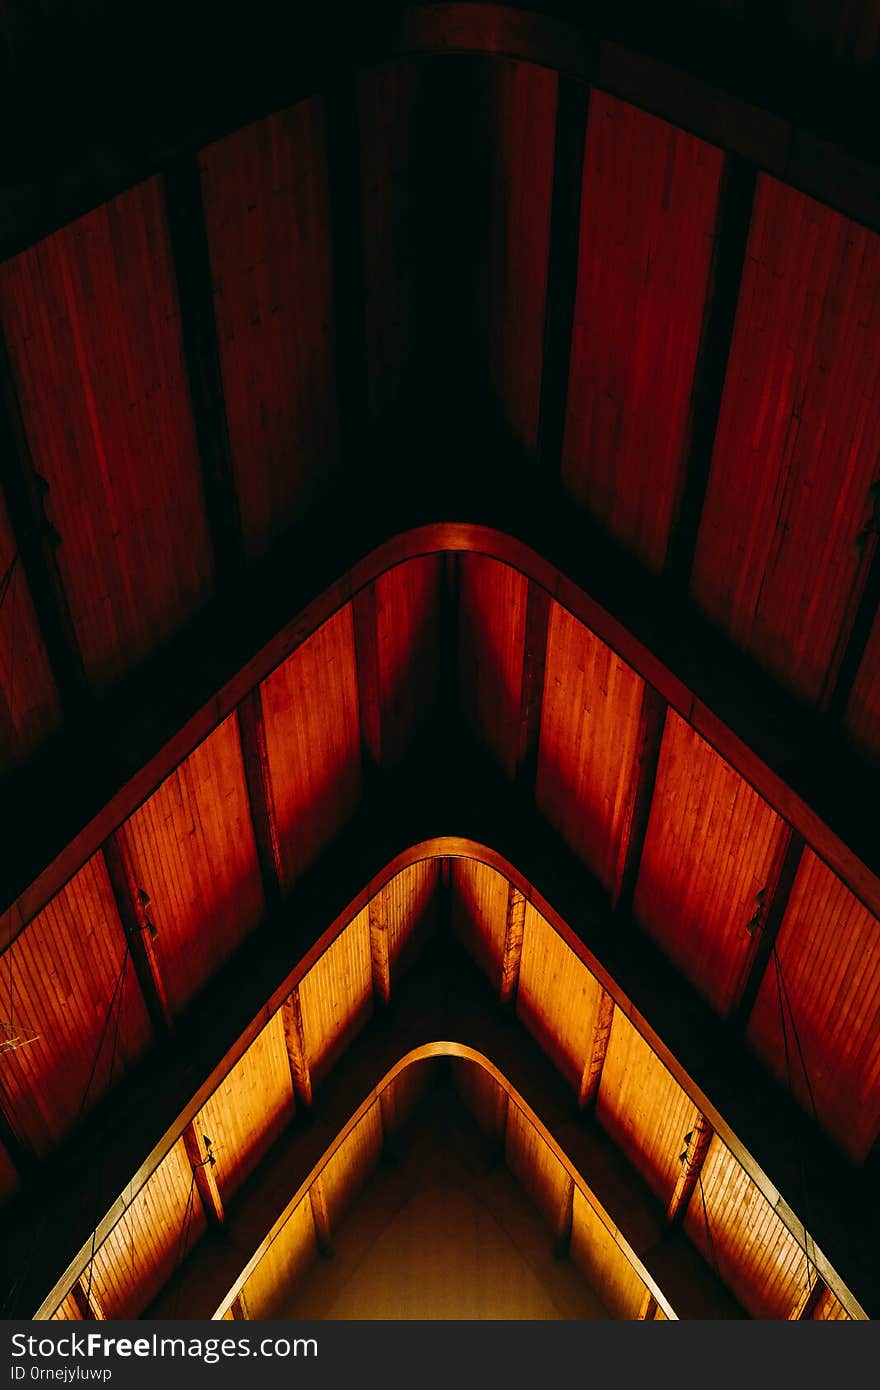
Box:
<box><xmin>611</xmin><ymin>687</ymin><xmax>667</xmax><ymax>913</ymax></box>
<box><xmin>368</xmin><ymin>888</ymin><xmax>391</xmax><ymax>1006</ymax></box>
<box><xmin>578</xmin><ymin>989</ymin><xmax>615</xmax><ymax>1110</ymax></box>
<box><xmin>282</xmin><ymin>988</ymin><xmax>313</xmax><ymax>1111</ymax></box>
<box><xmin>499</xmin><ymin>884</ymin><xmax>526</xmax><ymax>1004</ymax></box>
<box><xmin>731</xmin><ymin>830</ymin><xmax>805</xmax><ymax>1030</ymax></box>
<box><xmin>236</xmin><ymin>691</ymin><xmax>284</xmax><ymax>906</ymax></box>
<box><xmin>183</xmin><ymin>1122</ymin><xmax>225</xmax><ymax>1230</ymax></box>
<box><xmin>515</xmin><ymin>581</ymin><xmax>551</xmax><ymax>790</ymax></box>
<box><xmin>102</xmin><ymin>833</ymin><xmax>173</xmax><ymax>1036</ymax></box>
<box><xmin>352</xmin><ymin>584</ymin><xmax>382</xmax><ymax>776</ymax></box>
<box><xmin>309</xmin><ymin>1180</ymin><xmax>333</xmax><ymax>1257</ymax></box>
<box><xmin>666</xmin><ymin>1115</ymin><xmax>713</xmax><ymax>1225</ymax></box>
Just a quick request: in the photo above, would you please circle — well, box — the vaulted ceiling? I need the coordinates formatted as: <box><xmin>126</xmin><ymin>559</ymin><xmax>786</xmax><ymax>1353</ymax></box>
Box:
<box><xmin>0</xmin><ymin>1</ymin><xmax>879</xmax><ymax>1322</ymax></box>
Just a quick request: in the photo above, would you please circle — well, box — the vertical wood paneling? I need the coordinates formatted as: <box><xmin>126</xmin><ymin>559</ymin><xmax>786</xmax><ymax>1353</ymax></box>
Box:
<box><xmin>813</xmin><ymin>1288</ymin><xmax>850</xmax><ymax>1320</ymax></box>
<box><xmin>200</xmin><ymin>101</ymin><xmax>338</xmax><ymax>559</ymax></box>
<box><xmin>451</xmin><ymin>1057</ymin><xmax>508</xmax><ymax>1141</ymax></box>
<box><xmin>746</xmin><ymin>849</ymin><xmax>880</xmax><ymax>1162</ymax></box>
<box><xmin>633</xmin><ymin>712</ymin><xmax>787</xmax><ymax>1015</ymax></box>
<box><xmin>562</xmin><ymin>92</ymin><xmax>723</xmax><ymax>571</ymax></box>
<box><xmin>119</xmin><ymin>715</ymin><xmax>264</xmax><ymax>1017</ymax></box>
<box><xmin>241</xmin><ymin>1196</ymin><xmax>317</xmax><ymax>1319</ymax></box>
<box><xmin>846</xmin><ymin>608</ymin><xmax>880</xmax><ymax>758</ymax></box>
<box><xmin>516</xmin><ymin>904</ymin><xmax>604</xmax><ymax>1091</ymax></box>
<box><xmin>261</xmin><ymin>606</ymin><xmax>361</xmax><ymax>889</ymax></box>
<box><xmin>195</xmin><ymin>1012</ymin><xmax>294</xmax><ymax>1204</ymax></box>
<box><xmin>374</xmin><ymin>557</ymin><xmax>442</xmax><ymax>766</ymax></box>
<box><xmin>0</xmin><ymin>181</ymin><xmax>213</xmax><ymax>688</ymax></box>
<box><xmin>88</xmin><ymin>1139</ymin><xmax>206</xmax><ymax>1319</ymax></box>
<box><xmin>0</xmin><ymin>489</ymin><xmax>60</xmax><ymax>773</ymax></box>
<box><xmin>536</xmin><ymin>603</ymin><xmax>645</xmax><ymax>891</ymax></box>
<box><xmin>50</xmin><ymin>1293</ymin><xmax>83</xmax><ymax>1321</ymax></box>
<box><xmin>458</xmin><ymin>555</ymin><xmax>528</xmax><ymax>777</ymax></box>
<box><xmin>383</xmin><ymin>859</ymin><xmax>439</xmax><ymax>980</ymax></box>
<box><xmin>481</xmin><ymin>60</ymin><xmax>557</xmax><ymax>451</ymax></box>
<box><xmin>692</xmin><ymin>177</ymin><xmax>880</xmax><ymax>703</ymax></box>
<box><xmin>450</xmin><ymin>858</ymin><xmax>511</xmax><ymax>987</ymax></box>
<box><xmin>298</xmin><ymin>910</ymin><xmax>372</xmax><ymax>1087</ymax></box>
<box><xmin>684</xmin><ymin>1136</ymin><xmax>807</xmax><ymax>1318</ymax></box>
<box><xmin>0</xmin><ymin>857</ymin><xmax>150</xmax><ymax>1155</ymax></box>
<box><xmin>359</xmin><ymin>58</ymin><xmax>426</xmax><ymax>420</ymax></box>
<box><xmin>504</xmin><ymin>1101</ymin><xmax>569</xmax><ymax>1229</ymax></box>
<box><xmin>596</xmin><ymin>1011</ymin><xmax>700</xmax><ymax>1206</ymax></box>
<box><xmin>320</xmin><ymin>1103</ymin><xmax>383</xmax><ymax>1228</ymax></box>
<box><xmin>569</xmin><ymin>1188</ymin><xmax>646</xmax><ymax>1319</ymax></box>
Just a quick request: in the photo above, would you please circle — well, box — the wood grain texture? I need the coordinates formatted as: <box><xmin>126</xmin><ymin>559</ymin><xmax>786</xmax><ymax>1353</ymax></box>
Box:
<box><xmin>692</xmin><ymin>176</ymin><xmax>880</xmax><ymax>704</ymax></box>
<box><xmin>746</xmin><ymin>849</ymin><xmax>880</xmax><ymax>1162</ymax></box>
<box><xmin>813</xmin><ymin>1287</ymin><xmax>850</xmax><ymax>1320</ymax></box>
<box><xmin>570</xmin><ymin>1188</ymin><xmax>647</xmax><ymax>1319</ymax></box>
<box><xmin>504</xmin><ymin>1100</ymin><xmax>570</xmax><ymax>1230</ymax></box>
<box><xmin>0</xmin><ymin>179</ymin><xmax>213</xmax><ymax>689</ymax></box>
<box><xmin>0</xmin><ymin>855</ymin><xmax>150</xmax><ymax>1155</ymax></box>
<box><xmin>118</xmin><ymin>714</ymin><xmax>264</xmax><ymax>1017</ymax></box>
<box><xmin>200</xmin><ymin>101</ymin><xmax>338</xmax><ymax>559</ymax></box>
<box><xmin>633</xmin><ymin>711</ymin><xmax>788</xmax><ymax>1015</ymax></box>
<box><xmin>450</xmin><ymin>857</ymin><xmax>511</xmax><ymax>988</ymax></box>
<box><xmin>374</xmin><ymin>557</ymin><xmax>442</xmax><ymax>766</ymax></box>
<box><xmin>0</xmin><ymin>489</ymin><xmax>60</xmax><ymax>773</ymax></box>
<box><xmin>382</xmin><ymin>858</ymin><xmax>439</xmax><ymax>982</ymax></box>
<box><xmin>241</xmin><ymin>1196</ymin><xmax>317</xmax><ymax>1319</ymax></box>
<box><xmin>87</xmin><ymin>1138</ymin><xmax>206</xmax><ymax>1319</ymax></box>
<box><xmin>596</xmin><ymin>1011</ymin><xmax>701</xmax><ymax>1206</ymax></box>
<box><xmin>458</xmin><ymin>555</ymin><xmax>528</xmax><ymax>778</ymax></box>
<box><xmin>260</xmin><ymin>606</ymin><xmax>361</xmax><ymax>889</ymax></box>
<box><xmin>683</xmin><ymin>1135</ymin><xmax>808</xmax><ymax>1319</ymax></box>
<box><xmin>846</xmin><ymin>607</ymin><xmax>880</xmax><ymax>759</ymax></box>
<box><xmin>194</xmin><ymin>1011</ymin><xmax>294</xmax><ymax>1204</ymax></box>
<box><xmin>298</xmin><ymin>909</ymin><xmax>373</xmax><ymax>1087</ymax></box>
<box><xmin>536</xmin><ymin>602</ymin><xmax>645</xmax><ymax>891</ymax></box>
<box><xmin>516</xmin><ymin>903</ymin><xmax>604</xmax><ymax>1091</ymax></box>
<box><xmin>562</xmin><ymin>92</ymin><xmax>723</xmax><ymax>571</ymax></box>
<box><xmin>480</xmin><ymin>59</ymin><xmax>557</xmax><ymax>452</ymax></box>
<box><xmin>319</xmin><ymin>1102</ymin><xmax>383</xmax><ymax>1228</ymax></box>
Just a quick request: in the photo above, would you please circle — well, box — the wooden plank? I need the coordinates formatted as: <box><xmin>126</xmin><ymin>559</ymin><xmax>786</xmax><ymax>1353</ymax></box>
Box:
<box><xmin>666</xmin><ymin>1114</ymin><xmax>713</xmax><ymax>1225</ymax></box>
<box><xmin>368</xmin><ymin>887</ymin><xmax>391</xmax><ymax>1006</ymax></box>
<box><xmin>578</xmin><ymin>988</ymin><xmax>615</xmax><ymax>1109</ymax></box>
<box><xmin>515</xmin><ymin>581</ymin><xmax>551</xmax><ymax>792</ymax></box>
<box><xmin>282</xmin><ymin>988</ymin><xmax>313</xmax><ymax>1111</ymax></box>
<box><xmin>70</xmin><ymin>1278</ymin><xmax>107</xmax><ymax>1321</ymax></box>
<box><xmin>730</xmin><ymin>829</ymin><xmax>805</xmax><ymax>1029</ymax></box>
<box><xmin>499</xmin><ymin>883</ymin><xmax>526</xmax><ymax>1004</ymax></box>
<box><xmin>236</xmin><ymin>690</ymin><xmax>284</xmax><ymax>907</ymax></box>
<box><xmin>611</xmin><ymin>687</ymin><xmax>667</xmax><ymax>914</ymax></box>
<box><xmin>163</xmin><ymin>156</ymin><xmax>243</xmax><ymax>587</ymax></box>
<box><xmin>790</xmin><ymin>1278</ymin><xmax>825</xmax><ymax>1320</ymax></box>
<box><xmin>101</xmin><ymin>833</ymin><xmax>173</xmax><ymax>1036</ymax></box>
<box><xmin>351</xmin><ymin>584</ymin><xmax>382</xmax><ymax>778</ymax></box>
<box><xmin>537</xmin><ymin>77</ymin><xmax>589</xmax><ymax>473</ymax></box>
<box><xmin>182</xmin><ymin>1121</ymin><xmax>225</xmax><ymax>1230</ymax></box>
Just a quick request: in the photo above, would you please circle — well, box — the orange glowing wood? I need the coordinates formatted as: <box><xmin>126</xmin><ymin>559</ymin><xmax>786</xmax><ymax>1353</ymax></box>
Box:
<box><xmin>183</xmin><ymin>1122</ymin><xmax>225</xmax><ymax>1230</ymax></box>
<box><xmin>499</xmin><ymin>883</ymin><xmax>526</xmax><ymax>1004</ymax></box>
<box><xmin>578</xmin><ymin>988</ymin><xmax>615</xmax><ymax>1109</ymax></box>
<box><xmin>368</xmin><ymin>887</ymin><xmax>391</xmax><ymax>1006</ymax></box>
<box><xmin>282</xmin><ymin>988</ymin><xmax>313</xmax><ymax>1110</ymax></box>
<box><xmin>666</xmin><ymin>1114</ymin><xmax>713</xmax><ymax>1225</ymax></box>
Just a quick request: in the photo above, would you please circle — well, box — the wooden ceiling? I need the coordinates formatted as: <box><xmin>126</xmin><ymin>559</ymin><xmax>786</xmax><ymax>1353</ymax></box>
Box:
<box><xmin>1</xmin><ymin>1</ymin><xmax>879</xmax><ymax>1322</ymax></box>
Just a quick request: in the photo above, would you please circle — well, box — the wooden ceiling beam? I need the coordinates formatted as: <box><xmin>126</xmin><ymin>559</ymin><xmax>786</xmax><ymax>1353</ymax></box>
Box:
<box><xmin>282</xmin><ymin>988</ymin><xmax>313</xmax><ymax>1112</ymax></box>
<box><xmin>611</xmin><ymin>687</ymin><xmax>667</xmax><ymax>915</ymax></box>
<box><xmin>182</xmin><ymin>1122</ymin><xmax>225</xmax><ymax>1231</ymax></box>
<box><xmin>368</xmin><ymin>887</ymin><xmax>391</xmax><ymax>1007</ymax></box>
<box><xmin>515</xmin><ymin>582</ymin><xmax>552</xmax><ymax>795</ymax></box>
<box><xmin>0</xmin><ymin>746</ymin><xmax>875</xmax><ymax>1320</ymax></box>
<box><xmin>730</xmin><ymin>829</ymin><xmax>805</xmax><ymax>1031</ymax></box>
<box><xmin>102</xmin><ymin>833</ymin><xmax>173</xmax><ymax>1037</ymax></box>
<box><xmin>665</xmin><ymin>153</ymin><xmax>757</xmax><ymax>589</ymax></box>
<box><xmin>70</xmin><ymin>1276</ymin><xmax>107</xmax><ymax>1322</ymax></box>
<box><xmin>536</xmin><ymin>76</ymin><xmax>589</xmax><ymax>476</ymax></box>
<box><xmin>499</xmin><ymin>883</ymin><xmax>526</xmax><ymax>1005</ymax></box>
<box><xmin>163</xmin><ymin>157</ymin><xmax>244</xmax><ymax>588</ymax></box>
<box><xmin>577</xmin><ymin>988</ymin><xmax>615</xmax><ymax>1110</ymax></box>
<box><xmin>236</xmin><ymin>691</ymin><xmax>284</xmax><ymax>910</ymax></box>
<box><xmin>308</xmin><ymin>1179</ymin><xmax>333</xmax><ymax>1258</ymax></box>
<box><xmin>0</xmin><ymin>335</ymin><xmax>88</xmax><ymax>717</ymax></box>
<box><xmin>553</xmin><ymin>1173</ymin><xmax>575</xmax><ymax>1259</ymax></box>
<box><xmin>666</xmin><ymin>1114</ymin><xmax>713</xmax><ymax>1226</ymax></box>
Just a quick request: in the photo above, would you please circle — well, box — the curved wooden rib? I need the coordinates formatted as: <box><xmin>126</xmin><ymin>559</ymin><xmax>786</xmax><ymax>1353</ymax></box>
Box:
<box><xmin>5</xmin><ymin>524</ymin><xmax>878</xmax><ymax>949</ymax></box>
<box><xmin>208</xmin><ymin>1044</ymin><xmax>678</xmax><ymax>1321</ymax></box>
